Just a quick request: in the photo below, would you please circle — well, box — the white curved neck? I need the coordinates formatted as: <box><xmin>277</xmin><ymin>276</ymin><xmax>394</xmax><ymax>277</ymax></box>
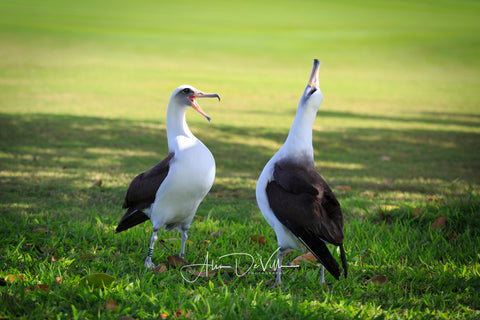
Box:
<box><xmin>166</xmin><ymin>104</ymin><xmax>195</xmax><ymax>150</ymax></box>
<box><xmin>282</xmin><ymin>104</ymin><xmax>318</xmax><ymax>160</ymax></box>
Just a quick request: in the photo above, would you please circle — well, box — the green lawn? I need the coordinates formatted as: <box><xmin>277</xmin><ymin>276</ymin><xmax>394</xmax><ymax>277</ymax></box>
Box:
<box><xmin>1</xmin><ymin>0</ymin><xmax>479</xmax><ymax>319</ymax></box>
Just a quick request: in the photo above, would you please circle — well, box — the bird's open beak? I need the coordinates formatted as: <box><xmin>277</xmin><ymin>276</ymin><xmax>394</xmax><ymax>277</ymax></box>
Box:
<box><xmin>308</xmin><ymin>59</ymin><xmax>320</xmax><ymax>88</ymax></box>
<box><xmin>188</xmin><ymin>91</ymin><xmax>221</xmax><ymax>122</ymax></box>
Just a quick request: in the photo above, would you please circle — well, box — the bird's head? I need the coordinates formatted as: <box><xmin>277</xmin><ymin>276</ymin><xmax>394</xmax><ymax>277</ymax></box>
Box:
<box><xmin>171</xmin><ymin>85</ymin><xmax>221</xmax><ymax>122</ymax></box>
<box><xmin>299</xmin><ymin>59</ymin><xmax>323</xmax><ymax>111</ymax></box>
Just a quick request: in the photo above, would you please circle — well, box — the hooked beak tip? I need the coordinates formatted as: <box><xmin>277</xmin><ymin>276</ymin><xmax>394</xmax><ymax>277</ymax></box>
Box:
<box><xmin>308</xmin><ymin>59</ymin><xmax>320</xmax><ymax>88</ymax></box>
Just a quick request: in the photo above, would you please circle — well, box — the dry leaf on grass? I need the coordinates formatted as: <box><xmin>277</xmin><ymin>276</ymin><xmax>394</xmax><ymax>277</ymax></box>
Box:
<box><xmin>366</xmin><ymin>274</ymin><xmax>387</xmax><ymax>285</ymax></box>
<box><xmin>5</xmin><ymin>274</ymin><xmax>25</xmax><ymax>283</ymax></box>
<box><xmin>152</xmin><ymin>264</ymin><xmax>168</xmax><ymax>273</ymax></box>
<box><xmin>290</xmin><ymin>252</ymin><xmax>318</xmax><ymax>266</ymax></box>
<box><xmin>250</xmin><ymin>234</ymin><xmax>267</xmax><ymax>245</ymax></box>
<box><xmin>167</xmin><ymin>255</ymin><xmax>189</xmax><ymax>267</ymax></box>
<box><xmin>335</xmin><ymin>185</ymin><xmax>352</xmax><ymax>192</ymax></box>
<box><xmin>33</xmin><ymin>227</ymin><xmax>54</xmax><ymax>234</ymax></box>
<box><xmin>412</xmin><ymin>209</ymin><xmax>422</xmax><ymax>217</ymax></box>
<box><xmin>91</xmin><ymin>179</ymin><xmax>102</xmax><ymax>188</ymax></box>
<box><xmin>210</xmin><ymin>229</ymin><xmax>226</xmax><ymax>238</ymax></box>
<box><xmin>106</xmin><ymin>299</ymin><xmax>118</xmax><ymax>311</ymax></box>
<box><xmin>446</xmin><ymin>232</ymin><xmax>457</xmax><ymax>240</ymax></box>
<box><xmin>175</xmin><ymin>309</ymin><xmax>185</xmax><ymax>317</ymax></box>
<box><xmin>34</xmin><ymin>284</ymin><xmax>49</xmax><ymax>292</ymax></box>
<box><xmin>189</xmin><ymin>268</ymin><xmax>218</xmax><ymax>278</ymax></box>
<box><xmin>431</xmin><ymin>216</ymin><xmax>447</xmax><ymax>230</ymax></box>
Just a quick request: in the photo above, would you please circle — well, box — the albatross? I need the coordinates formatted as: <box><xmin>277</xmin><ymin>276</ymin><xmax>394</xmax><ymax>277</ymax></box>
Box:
<box><xmin>256</xmin><ymin>59</ymin><xmax>347</xmax><ymax>286</ymax></box>
<box><xmin>116</xmin><ymin>85</ymin><xmax>220</xmax><ymax>268</ymax></box>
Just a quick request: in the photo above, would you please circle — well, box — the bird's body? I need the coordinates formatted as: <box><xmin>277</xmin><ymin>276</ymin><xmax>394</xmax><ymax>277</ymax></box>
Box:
<box><xmin>256</xmin><ymin>60</ymin><xmax>347</xmax><ymax>286</ymax></box>
<box><xmin>117</xmin><ymin>85</ymin><xmax>220</xmax><ymax>268</ymax></box>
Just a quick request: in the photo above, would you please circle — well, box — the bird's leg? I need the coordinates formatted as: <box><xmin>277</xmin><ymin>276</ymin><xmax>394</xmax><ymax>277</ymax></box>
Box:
<box><xmin>145</xmin><ymin>230</ymin><xmax>158</xmax><ymax>268</ymax></box>
<box><xmin>320</xmin><ymin>265</ymin><xmax>325</xmax><ymax>284</ymax></box>
<box><xmin>273</xmin><ymin>247</ymin><xmax>288</xmax><ymax>288</ymax></box>
<box><xmin>179</xmin><ymin>229</ymin><xmax>188</xmax><ymax>258</ymax></box>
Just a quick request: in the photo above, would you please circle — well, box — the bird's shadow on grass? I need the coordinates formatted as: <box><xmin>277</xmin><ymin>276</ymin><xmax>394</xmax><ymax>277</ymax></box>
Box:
<box><xmin>1</xmin><ymin>110</ymin><xmax>478</xmax><ymax>218</ymax></box>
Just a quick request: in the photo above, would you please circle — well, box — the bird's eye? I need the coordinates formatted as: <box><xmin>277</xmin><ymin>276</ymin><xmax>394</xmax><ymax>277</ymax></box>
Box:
<box><xmin>182</xmin><ymin>88</ymin><xmax>191</xmax><ymax>94</ymax></box>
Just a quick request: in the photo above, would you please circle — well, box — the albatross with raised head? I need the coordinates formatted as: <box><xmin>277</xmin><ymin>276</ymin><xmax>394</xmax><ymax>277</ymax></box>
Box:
<box><xmin>256</xmin><ymin>60</ymin><xmax>347</xmax><ymax>286</ymax></box>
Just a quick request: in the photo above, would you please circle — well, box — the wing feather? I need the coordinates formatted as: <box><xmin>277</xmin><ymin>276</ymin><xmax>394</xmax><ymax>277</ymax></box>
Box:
<box><xmin>266</xmin><ymin>159</ymin><xmax>347</xmax><ymax>279</ymax></box>
<box><xmin>116</xmin><ymin>152</ymin><xmax>174</xmax><ymax>232</ymax></box>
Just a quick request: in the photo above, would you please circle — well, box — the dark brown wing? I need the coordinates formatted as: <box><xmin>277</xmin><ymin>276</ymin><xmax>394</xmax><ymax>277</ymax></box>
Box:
<box><xmin>116</xmin><ymin>152</ymin><xmax>174</xmax><ymax>233</ymax></box>
<box><xmin>266</xmin><ymin>159</ymin><xmax>346</xmax><ymax>279</ymax></box>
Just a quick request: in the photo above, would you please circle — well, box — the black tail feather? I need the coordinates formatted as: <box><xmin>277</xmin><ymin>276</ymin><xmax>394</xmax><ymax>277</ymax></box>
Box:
<box><xmin>300</xmin><ymin>237</ymin><xmax>341</xmax><ymax>280</ymax></box>
<box><xmin>116</xmin><ymin>209</ymin><xmax>150</xmax><ymax>233</ymax></box>
<box><xmin>340</xmin><ymin>244</ymin><xmax>348</xmax><ymax>279</ymax></box>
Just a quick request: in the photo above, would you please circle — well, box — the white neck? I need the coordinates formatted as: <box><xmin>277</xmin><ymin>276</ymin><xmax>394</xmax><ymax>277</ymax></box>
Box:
<box><xmin>166</xmin><ymin>103</ymin><xmax>195</xmax><ymax>150</ymax></box>
<box><xmin>282</xmin><ymin>104</ymin><xmax>318</xmax><ymax>160</ymax></box>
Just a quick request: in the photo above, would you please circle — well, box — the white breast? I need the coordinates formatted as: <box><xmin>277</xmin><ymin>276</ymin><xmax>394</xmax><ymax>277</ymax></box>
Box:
<box><xmin>149</xmin><ymin>136</ymin><xmax>215</xmax><ymax>229</ymax></box>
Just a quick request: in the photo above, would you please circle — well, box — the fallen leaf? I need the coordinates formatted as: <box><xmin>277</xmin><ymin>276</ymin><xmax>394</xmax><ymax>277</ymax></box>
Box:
<box><xmin>175</xmin><ymin>309</ymin><xmax>184</xmax><ymax>317</ymax></box>
<box><xmin>81</xmin><ymin>273</ymin><xmax>115</xmax><ymax>289</ymax></box>
<box><xmin>366</xmin><ymin>274</ymin><xmax>387</xmax><ymax>285</ymax></box>
<box><xmin>335</xmin><ymin>185</ymin><xmax>352</xmax><ymax>192</ymax></box>
<box><xmin>55</xmin><ymin>276</ymin><xmax>62</xmax><ymax>284</ymax></box>
<box><xmin>91</xmin><ymin>179</ymin><xmax>102</xmax><ymax>188</ymax></box>
<box><xmin>106</xmin><ymin>299</ymin><xmax>118</xmax><ymax>311</ymax></box>
<box><xmin>167</xmin><ymin>255</ymin><xmax>188</xmax><ymax>267</ymax></box>
<box><xmin>210</xmin><ymin>229</ymin><xmax>224</xmax><ymax>238</ymax></box>
<box><xmin>34</xmin><ymin>284</ymin><xmax>49</xmax><ymax>292</ymax></box>
<box><xmin>380</xmin><ymin>155</ymin><xmax>390</xmax><ymax>161</ymax></box>
<box><xmin>33</xmin><ymin>227</ymin><xmax>48</xmax><ymax>233</ymax></box>
<box><xmin>427</xmin><ymin>195</ymin><xmax>437</xmax><ymax>202</ymax></box>
<box><xmin>189</xmin><ymin>268</ymin><xmax>218</xmax><ymax>278</ymax></box>
<box><xmin>250</xmin><ymin>234</ymin><xmax>266</xmax><ymax>245</ymax></box>
<box><xmin>431</xmin><ymin>216</ymin><xmax>447</xmax><ymax>231</ymax></box>
<box><xmin>5</xmin><ymin>274</ymin><xmax>24</xmax><ymax>283</ymax></box>
<box><xmin>160</xmin><ymin>313</ymin><xmax>168</xmax><ymax>320</ymax></box>
<box><xmin>152</xmin><ymin>264</ymin><xmax>167</xmax><ymax>273</ymax></box>
<box><xmin>290</xmin><ymin>252</ymin><xmax>318</xmax><ymax>266</ymax></box>
<box><xmin>446</xmin><ymin>232</ymin><xmax>457</xmax><ymax>240</ymax></box>
<box><xmin>412</xmin><ymin>209</ymin><xmax>422</xmax><ymax>217</ymax></box>
<box><xmin>360</xmin><ymin>191</ymin><xmax>374</xmax><ymax>197</ymax></box>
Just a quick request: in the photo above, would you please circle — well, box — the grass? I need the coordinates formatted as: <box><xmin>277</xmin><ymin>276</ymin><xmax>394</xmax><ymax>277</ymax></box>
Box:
<box><xmin>1</xmin><ymin>0</ymin><xmax>480</xmax><ymax>319</ymax></box>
